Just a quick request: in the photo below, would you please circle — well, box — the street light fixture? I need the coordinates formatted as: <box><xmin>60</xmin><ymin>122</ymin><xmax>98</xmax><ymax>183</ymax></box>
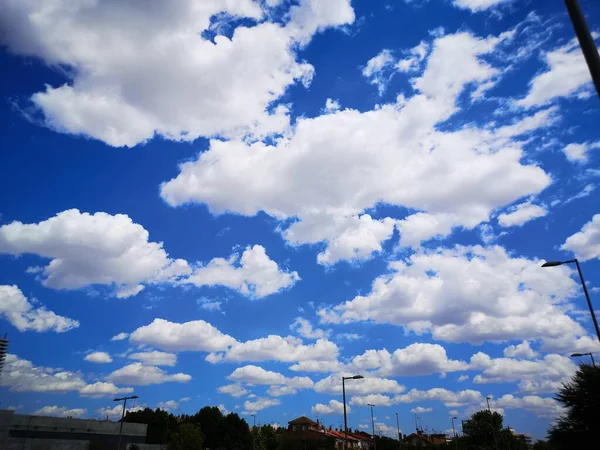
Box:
<box><xmin>542</xmin><ymin>259</ymin><xmax>600</xmax><ymax>343</ymax></box>
<box><xmin>342</xmin><ymin>375</ymin><xmax>364</xmax><ymax>450</ymax></box>
<box><xmin>571</xmin><ymin>352</ymin><xmax>596</xmax><ymax>367</ymax></box>
<box><xmin>451</xmin><ymin>417</ymin><xmax>458</xmax><ymax>450</ymax></box>
<box><xmin>113</xmin><ymin>395</ymin><xmax>138</xmax><ymax>450</ymax></box>
<box><xmin>367</xmin><ymin>404</ymin><xmax>377</xmax><ymax>450</ymax></box>
<box><xmin>395</xmin><ymin>412</ymin><xmax>401</xmax><ymax>449</ymax></box>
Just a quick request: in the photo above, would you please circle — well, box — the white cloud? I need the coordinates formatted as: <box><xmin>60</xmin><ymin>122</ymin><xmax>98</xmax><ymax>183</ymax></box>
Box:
<box><xmin>84</xmin><ymin>352</ymin><xmax>113</xmax><ymax>364</ymax></box>
<box><xmin>227</xmin><ymin>365</ymin><xmax>313</xmax><ymax>392</ymax></box>
<box><xmin>563</xmin><ymin>142</ymin><xmax>600</xmax><ymax>164</ymax></box>
<box><xmin>497</xmin><ymin>202</ymin><xmax>548</xmax><ymax>228</ymax></box>
<box><xmin>290</xmin><ymin>317</ymin><xmax>330</xmax><ymax>340</ymax></box>
<box><xmin>218</xmin><ymin>384</ymin><xmax>249</xmax><ymax>398</ymax></box>
<box><xmin>0</xmin><ymin>0</ymin><xmax>354</xmax><ymax>147</ymax></box>
<box><xmin>110</xmin><ymin>332</ymin><xmax>129</xmax><ymax>341</ymax></box>
<box><xmin>97</xmin><ymin>404</ymin><xmax>144</xmax><ymax>420</ymax></box>
<box><xmin>197</xmin><ymin>297</ymin><xmax>223</xmax><ymax>312</ymax></box>
<box><xmin>452</xmin><ymin>0</ymin><xmax>512</xmax><ymax>12</ymax></box>
<box><xmin>312</xmin><ymin>399</ymin><xmax>347</xmax><ymax>415</ymax></box>
<box><xmin>503</xmin><ymin>341</ymin><xmax>538</xmax><ymax>359</ymax></box>
<box><xmin>350</xmin><ymin>343</ymin><xmax>468</xmax><ymax>376</ymax></box>
<box><xmin>157</xmin><ymin>400</ymin><xmax>179</xmax><ymax>411</ymax></box>
<box><xmin>410</xmin><ymin>406</ymin><xmax>432</xmax><ymax>414</ymax></box>
<box><xmin>0</xmin><ymin>284</ymin><xmax>79</xmax><ymax>333</ymax></box>
<box><xmin>1</xmin><ymin>354</ymin><xmax>130</xmax><ymax>397</ymax></box>
<box><xmin>561</xmin><ymin>214</ymin><xmax>600</xmax><ymax>261</ymax></box>
<box><xmin>105</xmin><ymin>363</ymin><xmax>191</xmax><ymax>386</ymax></box>
<box><xmin>243</xmin><ymin>397</ymin><xmax>280</xmax><ymax>413</ymax></box>
<box><xmin>128</xmin><ymin>351</ymin><xmax>177</xmax><ymax>367</ymax></box>
<box><xmin>319</xmin><ymin>245</ymin><xmax>583</xmax><ymax>346</ymax></box>
<box><xmin>180</xmin><ymin>397</ymin><xmax>191</xmax><ymax>402</ymax></box>
<box><xmin>210</xmin><ymin>335</ymin><xmax>339</xmax><ymax>364</ymax></box>
<box><xmin>363</xmin><ymin>49</ymin><xmax>396</xmax><ymax>94</ymax></box>
<box><xmin>517</xmin><ymin>40</ymin><xmax>593</xmax><ymax>107</ymax></box>
<box><xmin>396</xmin><ymin>41</ymin><xmax>429</xmax><ymax>72</ymax></box>
<box><xmin>324</xmin><ymin>98</ymin><xmax>341</xmax><ymax>113</ymax></box>
<box><xmin>129</xmin><ymin>318</ymin><xmax>237</xmax><ymax>352</ymax></box>
<box><xmin>470</xmin><ymin>352</ymin><xmax>576</xmax><ymax>393</ymax></box>
<box><xmin>396</xmin><ymin>388</ymin><xmax>483</xmax><ymax>408</ymax></box>
<box><xmin>314</xmin><ymin>373</ymin><xmax>404</xmax><ymax>395</ymax></box>
<box><xmin>289</xmin><ymin>360</ymin><xmax>345</xmax><ymax>373</ymax></box>
<box><xmin>33</xmin><ymin>406</ymin><xmax>87</xmax><ymax>418</ymax></box>
<box><xmin>457</xmin><ymin>375</ymin><xmax>470</xmax><ymax>382</ymax></box>
<box><xmin>79</xmin><ymin>382</ymin><xmax>133</xmax><ymax>398</ymax></box>
<box><xmin>350</xmin><ymin>394</ymin><xmax>395</xmax><ymax>407</ymax></box>
<box><xmin>0</xmin><ymin>210</ymin><xmax>190</xmax><ymax>297</ymax></box>
<box><xmin>494</xmin><ymin>394</ymin><xmax>564</xmax><ymax>419</ymax></box>
<box><xmin>160</xmin><ymin>29</ymin><xmax>552</xmax><ymax>264</ymax></box>
<box><xmin>182</xmin><ymin>245</ymin><xmax>300</xmax><ymax>298</ymax></box>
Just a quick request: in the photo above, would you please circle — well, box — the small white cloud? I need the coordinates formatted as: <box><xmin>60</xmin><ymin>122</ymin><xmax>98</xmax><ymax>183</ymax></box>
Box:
<box><xmin>312</xmin><ymin>399</ymin><xmax>347</xmax><ymax>415</ymax></box>
<box><xmin>410</xmin><ymin>406</ymin><xmax>433</xmax><ymax>414</ymax></box>
<box><xmin>84</xmin><ymin>352</ymin><xmax>113</xmax><ymax>364</ymax></box>
<box><xmin>503</xmin><ymin>341</ymin><xmax>538</xmax><ymax>359</ymax></box>
<box><xmin>34</xmin><ymin>405</ymin><xmax>87</xmax><ymax>418</ymax></box>
<box><xmin>497</xmin><ymin>202</ymin><xmax>548</xmax><ymax>228</ymax></box>
<box><xmin>105</xmin><ymin>363</ymin><xmax>191</xmax><ymax>386</ymax></box>
<box><xmin>563</xmin><ymin>142</ymin><xmax>600</xmax><ymax>164</ymax></box>
<box><xmin>128</xmin><ymin>351</ymin><xmax>177</xmax><ymax>367</ymax></box>
<box><xmin>110</xmin><ymin>332</ymin><xmax>129</xmax><ymax>341</ymax></box>
<box><xmin>561</xmin><ymin>214</ymin><xmax>600</xmax><ymax>261</ymax></box>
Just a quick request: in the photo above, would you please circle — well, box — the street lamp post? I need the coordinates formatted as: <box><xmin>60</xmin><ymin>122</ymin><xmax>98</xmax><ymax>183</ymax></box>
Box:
<box><xmin>564</xmin><ymin>0</ymin><xmax>600</xmax><ymax>98</ymax></box>
<box><xmin>571</xmin><ymin>352</ymin><xmax>596</xmax><ymax>367</ymax></box>
<box><xmin>114</xmin><ymin>395</ymin><xmax>138</xmax><ymax>450</ymax></box>
<box><xmin>451</xmin><ymin>417</ymin><xmax>458</xmax><ymax>450</ymax></box>
<box><xmin>367</xmin><ymin>404</ymin><xmax>377</xmax><ymax>450</ymax></box>
<box><xmin>395</xmin><ymin>412</ymin><xmax>401</xmax><ymax>449</ymax></box>
<box><xmin>342</xmin><ymin>375</ymin><xmax>364</xmax><ymax>450</ymax></box>
<box><xmin>486</xmin><ymin>396</ymin><xmax>492</xmax><ymax>412</ymax></box>
<box><xmin>542</xmin><ymin>259</ymin><xmax>600</xmax><ymax>343</ymax></box>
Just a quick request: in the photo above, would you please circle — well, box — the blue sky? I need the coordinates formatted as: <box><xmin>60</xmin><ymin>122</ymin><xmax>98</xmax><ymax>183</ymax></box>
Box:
<box><xmin>1</xmin><ymin>0</ymin><xmax>599</xmax><ymax>440</ymax></box>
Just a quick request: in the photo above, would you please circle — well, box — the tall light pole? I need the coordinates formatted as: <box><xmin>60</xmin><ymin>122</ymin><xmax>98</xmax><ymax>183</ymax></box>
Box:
<box><xmin>114</xmin><ymin>395</ymin><xmax>138</xmax><ymax>450</ymax></box>
<box><xmin>571</xmin><ymin>352</ymin><xmax>596</xmax><ymax>367</ymax></box>
<box><xmin>367</xmin><ymin>404</ymin><xmax>376</xmax><ymax>450</ymax></box>
<box><xmin>564</xmin><ymin>0</ymin><xmax>600</xmax><ymax>98</ymax></box>
<box><xmin>486</xmin><ymin>396</ymin><xmax>492</xmax><ymax>412</ymax></box>
<box><xmin>542</xmin><ymin>259</ymin><xmax>600</xmax><ymax>343</ymax></box>
<box><xmin>451</xmin><ymin>417</ymin><xmax>458</xmax><ymax>450</ymax></box>
<box><xmin>342</xmin><ymin>375</ymin><xmax>364</xmax><ymax>450</ymax></box>
<box><xmin>485</xmin><ymin>397</ymin><xmax>498</xmax><ymax>450</ymax></box>
<box><xmin>395</xmin><ymin>412</ymin><xmax>401</xmax><ymax>448</ymax></box>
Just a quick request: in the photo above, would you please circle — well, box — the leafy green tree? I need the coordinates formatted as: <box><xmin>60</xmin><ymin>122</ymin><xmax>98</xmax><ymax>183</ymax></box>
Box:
<box><xmin>548</xmin><ymin>363</ymin><xmax>600</xmax><ymax>449</ymax></box>
<box><xmin>222</xmin><ymin>412</ymin><xmax>253</xmax><ymax>450</ymax></box>
<box><xmin>124</xmin><ymin>407</ymin><xmax>178</xmax><ymax>444</ymax></box>
<box><xmin>169</xmin><ymin>423</ymin><xmax>204</xmax><ymax>450</ymax></box>
<box><xmin>533</xmin><ymin>440</ymin><xmax>554</xmax><ymax>450</ymax></box>
<box><xmin>462</xmin><ymin>410</ymin><xmax>523</xmax><ymax>450</ymax></box>
<box><xmin>188</xmin><ymin>406</ymin><xmax>225</xmax><ymax>449</ymax></box>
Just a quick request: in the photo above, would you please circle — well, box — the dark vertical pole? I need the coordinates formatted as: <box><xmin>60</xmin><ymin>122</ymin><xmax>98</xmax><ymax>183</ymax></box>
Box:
<box><xmin>369</xmin><ymin>405</ymin><xmax>376</xmax><ymax>450</ymax></box>
<box><xmin>575</xmin><ymin>259</ymin><xmax>600</xmax><ymax>343</ymax></box>
<box><xmin>564</xmin><ymin>0</ymin><xmax>600</xmax><ymax>98</ymax></box>
<box><xmin>451</xmin><ymin>418</ymin><xmax>458</xmax><ymax>450</ymax></box>
<box><xmin>395</xmin><ymin>412</ymin><xmax>401</xmax><ymax>448</ymax></box>
<box><xmin>590</xmin><ymin>353</ymin><xmax>596</xmax><ymax>367</ymax></box>
<box><xmin>342</xmin><ymin>378</ymin><xmax>348</xmax><ymax>450</ymax></box>
<box><xmin>117</xmin><ymin>398</ymin><xmax>127</xmax><ymax>450</ymax></box>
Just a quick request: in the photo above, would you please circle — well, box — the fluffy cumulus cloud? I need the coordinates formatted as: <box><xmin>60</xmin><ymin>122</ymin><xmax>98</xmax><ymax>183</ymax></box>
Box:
<box><xmin>517</xmin><ymin>39</ymin><xmax>593</xmax><ymax>107</ymax></box>
<box><xmin>563</xmin><ymin>141</ymin><xmax>600</xmax><ymax>164</ymax></box>
<box><xmin>161</xmin><ymin>29</ymin><xmax>554</xmax><ymax>264</ymax></box>
<box><xmin>110</xmin><ymin>332</ymin><xmax>129</xmax><ymax>341</ymax></box>
<box><xmin>470</xmin><ymin>352</ymin><xmax>577</xmax><ymax>394</ymax></box>
<box><xmin>243</xmin><ymin>397</ymin><xmax>281</xmax><ymax>413</ymax></box>
<box><xmin>561</xmin><ymin>214</ymin><xmax>600</xmax><ymax>261</ymax></box>
<box><xmin>0</xmin><ymin>210</ymin><xmax>190</xmax><ymax>298</ymax></box>
<box><xmin>494</xmin><ymin>394</ymin><xmax>564</xmax><ymax>419</ymax></box>
<box><xmin>319</xmin><ymin>245</ymin><xmax>584</xmax><ymax>345</ymax></box>
<box><xmin>451</xmin><ymin>0</ymin><xmax>512</xmax><ymax>12</ymax></box>
<box><xmin>33</xmin><ymin>405</ymin><xmax>87</xmax><ymax>418</ymax></box>
<box><xmin>314</xmin><ymin>374</ymin><xmax>404</xmax><ymax>395</ymax></box>
<box><xmin>209</xmin><ymin>335</ymin><xmax>339</xmax><ymax>364</ymax></box>
<box><xmin>290</xmin><ymin>317</ymin><xmax>330</xmax><ymax>340</ymax></box>
<box><xmin>182</xmin><ymin>245</ymin><xmax>300</xmax><ymax>298</ymax></box>
<box><xmin>0</xmin><ymin>210</ymin><xmax>297</xmax><ymax>298</ymax></box>
<box><xmin>227</xmin><ymin>365</ymin><xmax>313</xmax><ymax>397</ymax></box>
<box><xmin>410</xmin><ymin>406</ymin><xmax>432</xmax><ymax>414</ymax></box>
<box><xmin>218</xmin><ymin>383</ymin><xmax>249</xmax><ymax>398</ymax></box>
<box><xmin>497</xmin><ymin>202</ymin><xmax>548</xmax><ymax>227</ymax></box>
<box><xmin>97</xmin><ymin>404</ymin><xmax>144</xmax><ymax>420</ymax></box>
<box><xmin>503</xmin><ymin>341</ymin><xmax>538</xmax><ymax>359</ymax></box>
<box><xmin>84</xmin><ymin>352</ymin><xmax>113</xmax><ymax>364</ymax></box>
<box><xmin>312</xmin><ymin>399</ymin><xmax>347</xmax><ymax>415</ymax></box>
<box><xmin>0</xmin><ymin>0</ymin><xmax>354</xmax><ymax>147</ymax></box>
<box><xmin>0</xmin><ymin>285</ymin><xmax>79</xmax><ymax>333</ymax></box>
<box><xmin>350</xmin><ymin>344</ymin><xmax>468</xmax><ymax>377</ymax></box>
<box><xmin>105</xmin><ymin>362</ymin><xmax>191</xmax><ymax>386</ymax></box>
<box><xmin>128</xmin><ymin>351</ymin><xmax>177</xmax><ymax>367</ymax></box>
<box><xmin>396</xmin><ymin>388</ymin><xmax>484</xmax><ymax>408</ymax></box>
<box><xmin>0</xmin><ymin>354</ymin><xmax>131</xmax><ymax>397</ymax></box>
<box><xmin>129</xmin><ymin>318</ymin><xmax>237</xmax><ymax>352</ymax></box>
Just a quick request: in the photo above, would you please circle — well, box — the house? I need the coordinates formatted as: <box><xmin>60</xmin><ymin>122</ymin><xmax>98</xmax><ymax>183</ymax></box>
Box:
<box><xmin>404</xmin><ymin>430</ymin><xmax>449</xmax><ymax>447</ymax></box>
<box><xmin>288</xmin><ymin>416</ymin><xmax>321</xmax><ymax>433</ymax></box>
<box><xmin>285</xmin><ymin>417</ymin><xmax>367</xmax><ymax>450</ymax></box>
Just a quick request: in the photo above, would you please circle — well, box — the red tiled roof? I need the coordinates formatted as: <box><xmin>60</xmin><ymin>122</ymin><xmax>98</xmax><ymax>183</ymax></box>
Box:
<box><xmin>288</xmin><ymin>416</ymin><xmax>319</xmax><ymax>426</ymax></box>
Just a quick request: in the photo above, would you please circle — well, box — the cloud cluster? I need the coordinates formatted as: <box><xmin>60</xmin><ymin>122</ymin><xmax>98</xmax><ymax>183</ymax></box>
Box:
<box><xmin>561</xmin><ymin>214</ymin><xmax>600</xmax><ymax>261</ymax></box>
<box><xmin>0</xmin><ymin>210</ymin><xmax>298</xmax><ymax>298</ymax></box>
<box><xmin>319</xmin><ymin>245</ymin><xmax>583</xmax><ymax>345</ymax></box>
<box><xmin>0</xmin><ymin>0</ymin><xmax>354</xmax><ymax>147</ymax></box>
<box><xmin>105</xmin><ymin>362</ymin><xmax>191</xmax><ymax>386</ymax></box>
<box><xmin>0</xmin><ymin>285</ymin><xmax>79</xmax><ymax>333</ymax></box>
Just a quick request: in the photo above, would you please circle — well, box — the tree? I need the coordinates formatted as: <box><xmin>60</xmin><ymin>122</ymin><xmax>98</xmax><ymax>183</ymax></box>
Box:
<box><xmin>462</xmin><ymin>410</ymin><xmax>523</xmax><ymax>450</ymax></box>
<box><xmin>169</xmin><ymin>423</ymin><xmax>204</xmax><ymax>450</ymax></box>
<box><xmin>548</xmin><ymin>363</ymin><xmax>600</xmax><ymax>449</ymax></box>
<box><xmin>125</xmin><ymin>407</ymin><xmax>178</xmax><ymax>445</ymax></box>
<box><xmin>188</xmin><ymin>406</ymin><xmax>225</xmax><ymax>449</ymax></box>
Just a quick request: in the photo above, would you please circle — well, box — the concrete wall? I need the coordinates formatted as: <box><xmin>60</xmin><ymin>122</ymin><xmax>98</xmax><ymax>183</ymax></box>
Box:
<box><xmin>5</xmin><ymin>438</ymin><xmax>90</xmax><ymax>450</ymax></box>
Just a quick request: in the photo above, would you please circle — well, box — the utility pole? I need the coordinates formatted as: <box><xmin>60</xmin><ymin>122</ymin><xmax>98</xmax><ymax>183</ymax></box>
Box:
<box><xmin>564</xmin><ymin>0</ymin><xmax>600</xmax><ymax>98</ymax></box>
<box><xmin>114</xmin><ymin>395</ymin><xmax>138</xmax><ymax>450</ymax></box>
<box><xmin>367</xmin><ymin>404</ymin><xmax>376</xmax><ymax>450</ymax></box>
<box><xmin>395</xmin><ymin>412</ymin><xmax>401</xmax><ymax>449</ymax></box>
